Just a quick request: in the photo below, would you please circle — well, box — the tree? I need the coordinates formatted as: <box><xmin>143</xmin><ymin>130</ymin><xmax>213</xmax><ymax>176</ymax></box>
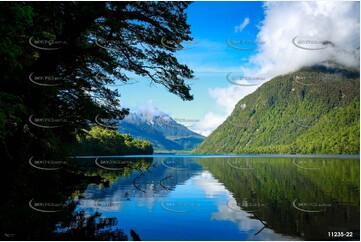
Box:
<box><xmin>0</xmin><ymin>2</ymin><xmax>193</xmax><ymax>167</ymax></box>
<box><xmin>76</xmin><ymin>126</ymin><xmax>153</xmax><ymax>155</ymax></box>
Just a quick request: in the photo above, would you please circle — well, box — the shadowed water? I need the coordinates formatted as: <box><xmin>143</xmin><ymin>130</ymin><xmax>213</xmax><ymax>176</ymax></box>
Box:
<box><xmin>1</xmin><ymin>155</ymin><xmax>359</xmax><ymax>240</ymax></box>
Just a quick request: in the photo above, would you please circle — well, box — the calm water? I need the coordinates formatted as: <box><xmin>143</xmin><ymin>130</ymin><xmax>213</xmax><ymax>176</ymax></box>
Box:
<box><xmin>2</xmin><ymin>155</ymin><xmax>359</xmax><ymax>240</ymax></box>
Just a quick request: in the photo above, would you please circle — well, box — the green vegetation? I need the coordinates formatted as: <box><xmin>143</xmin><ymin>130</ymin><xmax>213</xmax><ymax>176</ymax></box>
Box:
<box><xmin>0</xmin><ymin>1</ymin><xmax>194</xmax><ymax>171</ymax></box>
<box><xmin>194</xmin><ymin>66</ymin><xmax>360</xmax><ymax>154</ymax></box>
<box><xmin>0</xmin><ymin>3</ymin><xmax>194</xmax><ymax>239</ymax></box>
<box><xmin>197</xmin><ymin>157</ymin><xmax>359</xmax><ymax>240</ymax></box>
<box><xmin>75</xmin><ymin>126</ymin><xmax>153</xmax><ymax>156</ymax></box>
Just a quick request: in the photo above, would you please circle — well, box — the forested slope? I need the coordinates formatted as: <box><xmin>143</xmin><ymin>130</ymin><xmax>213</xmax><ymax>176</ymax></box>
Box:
<box><xmin>194</xmin><ymin>66</ymin><xmax>359</xmax><ymax>154</ymax></box>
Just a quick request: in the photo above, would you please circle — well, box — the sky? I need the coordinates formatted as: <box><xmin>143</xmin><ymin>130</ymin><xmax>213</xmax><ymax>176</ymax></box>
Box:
<box><xmin>116</xmin><ymin>1</ymin><xmax>360</xmax><ymax>136</ymax></box>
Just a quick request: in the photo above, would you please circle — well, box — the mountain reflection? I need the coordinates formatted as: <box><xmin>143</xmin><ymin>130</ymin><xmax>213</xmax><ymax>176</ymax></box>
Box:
<box><xmin>4</xmin><ymin>155</ymin><xmax>356</xmax><ymax>240</ymax></box>
<box><xmin>70</xmin><ymin>156</ymin><xmax>360</xmax><ymax>240</ymax></box>
<box><xmin>198</xmin><ymin>156</ymin><xmax>359</xmax><ymax>240</ymax></box>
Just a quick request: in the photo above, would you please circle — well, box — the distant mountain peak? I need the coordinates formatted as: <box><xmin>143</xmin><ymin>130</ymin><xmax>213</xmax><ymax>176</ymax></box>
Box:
<box><xmin>119</xmin><ymin>109</ymin><xmax>204</xmax><ymax>151</ymax></box>
<box><xmin>124</xmin><ymin>110</ymin><xmax>174</xmax><ymax>127</ymax></box>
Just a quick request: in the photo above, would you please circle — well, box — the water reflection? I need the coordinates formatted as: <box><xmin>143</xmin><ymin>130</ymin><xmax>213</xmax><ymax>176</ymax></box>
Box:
<box><xmin>199</xmin><ymin>156</ymin><xmax>359</xmax><ymax>240</ymax></box>
<box><xmin>0</xmin><ymin>155</ymin><xmax>359</xmax><ymax>240</ymax></box>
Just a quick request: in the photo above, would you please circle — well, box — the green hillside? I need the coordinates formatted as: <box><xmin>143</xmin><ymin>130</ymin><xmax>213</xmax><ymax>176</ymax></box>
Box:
<box><xmin>196</xmin><ymin>157</ymin><xmax>359</xmax><ymax>240</ymax></box>
<box><xmin>194</xmin><ymin>65</ymin><xmax>360</xmax><ymax>154</ymax></box>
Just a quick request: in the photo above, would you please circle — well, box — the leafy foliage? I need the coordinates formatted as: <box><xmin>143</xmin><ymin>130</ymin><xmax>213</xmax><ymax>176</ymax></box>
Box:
<box><xmin>0</xmin><ymin>1</ymin><xmax>193</xmax><ymax>167</ymax></box>
<box><xmin>76</xmin><ymin>126</ymin><xmax>153</xmax><ymax>155</ymax></box>
<box><xmin>194</xmin><ymin>66</ymin><xmax>360</xmax><ymax>154</ymax></box>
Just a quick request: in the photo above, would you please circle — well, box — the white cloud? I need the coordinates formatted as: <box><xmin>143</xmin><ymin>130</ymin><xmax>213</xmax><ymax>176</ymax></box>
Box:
<box><xmin>211</xmin><ymin>204</ymin><xmax>301</xmax><ymax>240</ymax></box>
<box><xmin>196</xmin><ymin>1</ymin><xmax>360</xmax><ymax>137</ymax></box>
<box><xmin>209</xmin><ymin>84</ymin><xmax>259</xmax><ymax>114</ymax></box>
<box><xmin>251</xmin><ymin>1</ymin><xmax>360</xmax><ymax>78</ymax></box>
<box><xmin>193</xmin><ymin>111</ymin><xmax>228</xmax><ymax>136</ymax></box>
<box><xmin>235</xmin><ymin>18</ymin><xmax>250</xmax><ymax>33</ymax></box>
<box><xmin>192</xmin><ymin>171</ymin><xmax>228</xmax><ymax>198</ymax></box>
<box><xmin>129</xmin><ymin>100</ymin><xmax>162</xmax><ymax>116</ymax></box>
<box><xmin>124</xmin><ymin>100</ymin><xmax>167</xmax><ymax>124</ymax></box>
<box><xmin>193</xmin><ymin>83</ymin><xmax>261</xmax><ymax>136</ymax></box>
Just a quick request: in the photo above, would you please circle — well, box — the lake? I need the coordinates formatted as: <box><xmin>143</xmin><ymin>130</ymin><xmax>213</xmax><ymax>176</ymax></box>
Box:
<box><xmin>2</xmin><ymin>155</ymin><xmax>359</xmax><ymax>240</ymax></box>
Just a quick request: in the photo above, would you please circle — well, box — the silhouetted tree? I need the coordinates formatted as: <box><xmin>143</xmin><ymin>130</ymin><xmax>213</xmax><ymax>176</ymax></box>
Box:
<box><xmin>0</xmin><ymin>2</ymin><xmax>194</xmax><ymax>169</ymax></box>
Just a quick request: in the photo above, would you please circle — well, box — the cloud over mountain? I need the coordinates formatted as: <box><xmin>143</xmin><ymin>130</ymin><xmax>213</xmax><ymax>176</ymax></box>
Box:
<box><xmin>198</xmin><ymin>1</ymin><xmax>360</xmax><ymax>135</ymax></box>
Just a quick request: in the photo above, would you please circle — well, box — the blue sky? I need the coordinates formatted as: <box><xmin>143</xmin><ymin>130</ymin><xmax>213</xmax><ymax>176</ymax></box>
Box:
<box><xmin>115</xmin><ymin>1</ymin><xmax>360</xmax><ymax>136</ymax></box>
<box><xmin>117</xmin><ymin>1</ymin><xmax>265</xmax><ymax>133</ymax></box>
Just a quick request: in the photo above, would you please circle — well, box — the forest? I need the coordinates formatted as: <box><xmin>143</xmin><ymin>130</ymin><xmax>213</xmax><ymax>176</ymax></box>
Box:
<box><xmin>0</xmin><ymin>1</ymin><xmax>194</xmax><ymax>171</ymax></box>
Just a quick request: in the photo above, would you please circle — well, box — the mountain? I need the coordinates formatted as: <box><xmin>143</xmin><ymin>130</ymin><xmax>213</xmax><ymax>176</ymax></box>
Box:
<box><xmin>117</xmin><ymin>111</ymin><xmax>205</xmax><ymax>151</ymax></box>
<box><xmin>194</xmin><ymin>65</ymin><xmax>360</xmax><ymax>154</ymax></box>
